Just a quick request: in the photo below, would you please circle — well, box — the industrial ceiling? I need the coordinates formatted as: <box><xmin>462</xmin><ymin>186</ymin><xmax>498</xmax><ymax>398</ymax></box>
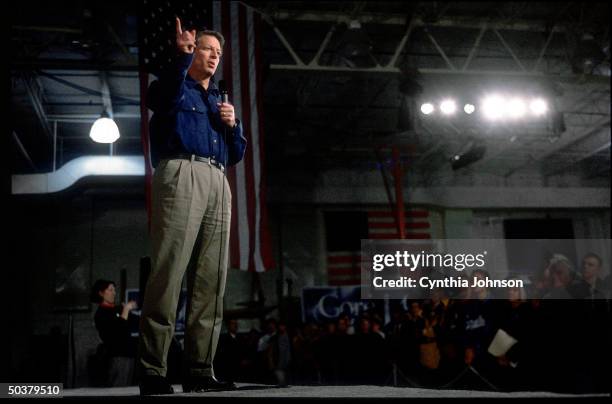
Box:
<box><xmin>9</xmin><ymin>1</ymin><xmax>610</xmax><ymax>191</ymax></box>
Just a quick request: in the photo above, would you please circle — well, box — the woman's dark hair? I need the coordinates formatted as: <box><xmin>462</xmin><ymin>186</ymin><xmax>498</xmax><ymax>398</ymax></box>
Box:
<box><xmin>90</xmin><ymin>279</ymin><xmax>115</xmax><ymax>303</ymax></box>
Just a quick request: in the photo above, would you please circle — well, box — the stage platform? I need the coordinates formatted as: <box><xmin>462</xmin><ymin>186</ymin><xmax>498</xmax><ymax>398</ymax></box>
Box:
<box><xmin>62</xmin><ymin>384</ymin><xmax>609</xmax><ymax>400</ymax></box>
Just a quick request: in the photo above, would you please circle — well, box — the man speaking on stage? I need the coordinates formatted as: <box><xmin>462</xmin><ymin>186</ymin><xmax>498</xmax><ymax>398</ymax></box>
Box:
<box><xmin>137</xmin><ymin>17</ymin><xmax>247</xmax><ymax>396</ymax></box>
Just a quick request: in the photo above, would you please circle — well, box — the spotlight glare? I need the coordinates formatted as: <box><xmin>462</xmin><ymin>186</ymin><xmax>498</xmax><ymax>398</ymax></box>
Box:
<box><xmin>440</xmin><ymin>99</ymin><xmax>457</xmax><ymax>115</ymax></box>
<box><xmin>420</xmin><ymin>103</ymin><xmax>434</xmax><ymax>115</ymax></box>
<box><xmin>482</xmin><ymin>95</ymin><xmax>505</xmax><ymax>120</ymax></box>
<box><xmin>507</xmin><ymin>98</ymin><xmax>526</xmax><ymax>118</ymax></box>
<box><xmin>464</xmin><ymin>104</ymin><xmax>475</xmax><ymax>114</ymax></box>
<box><xmin>530</xmin><ymin>98</ymin><xmax>548</xmax><ymax>116</ymax></box>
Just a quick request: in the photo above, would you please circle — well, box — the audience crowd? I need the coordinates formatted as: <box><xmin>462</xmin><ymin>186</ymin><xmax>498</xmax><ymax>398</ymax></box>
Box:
<box><xmin>213</xmin><ymin>253</ymin><xmax>610</xmax><ymax>393</ymax></box>
<box><xmin>91</xmin><ymin>253</ymin><xmax>610</xmax><ymax>393</ymax></box>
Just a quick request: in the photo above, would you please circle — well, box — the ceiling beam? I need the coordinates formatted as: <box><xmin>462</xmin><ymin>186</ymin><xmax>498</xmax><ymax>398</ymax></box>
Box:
<box><xmin>12</xmin><ymin>131</ymin><xmax>38</xmax><ymax>171</ymax></box>
<box><xmin>11</xmin><ymin>25</ymin><xmax>82</xmax><ymax>34</ymax></box>
<box><xmin>11</xmin><ymin>59</ymin><xmax>138</xmax><ymax>71</ymax></box>
<box><xmin>269</xmin><ymin>12</ymin><xmax>569</xmax><ymax>33</ymax></box>
<box><xmin>504</xmin><ymin>117</ymin><xmax>611</xmax><ymax>177</ymax></box>
<box><xmin>22</xmin><ymin>73</ymin><xmax>53</xmax><ymax>143</ymax></box>
<box><xmin>99</xmin><ymin>71</ymin><xmax>114</xmax><ymax>119</ymax></box>
<box><xmin>543</xmin><ymin>127</ymin><xmax>611</xmax><ymax>176</ymax></box>
<box><xmin>47</xmin><ymin>113</ymin><xmax>140</xmax><ymax>121</ymax></box>
<box><xmin>267</xmin><ymin>64</ymin><xmax>611</xmax><ymax>84</ymax></box>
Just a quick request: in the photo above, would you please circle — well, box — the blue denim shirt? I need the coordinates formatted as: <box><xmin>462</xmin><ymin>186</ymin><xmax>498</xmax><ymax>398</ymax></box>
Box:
<box><xmin>146</xmin><ymin>52</ymin><xmax>247</xmax><ymax>168</ymax></box>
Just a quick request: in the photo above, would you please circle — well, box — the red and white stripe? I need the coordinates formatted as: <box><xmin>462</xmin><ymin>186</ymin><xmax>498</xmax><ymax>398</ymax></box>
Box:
<box><xmin>326</xmin><ymin>209</ymin><xmax>431</xmax><ymax>285</ymax></box>
<box><xmin>214</xmin><ymin>1</ymin><xmax>274</xmax><ymax>272</ymax></box>
<box><xmin>327</xmin><ymin>251</ymin><xmax>363</xmax><ymax>286</ymax></box>
<box><xmin>368</xmin><ymin>209</ymin><xmax>431</xmax><ymax>239</ymax></box>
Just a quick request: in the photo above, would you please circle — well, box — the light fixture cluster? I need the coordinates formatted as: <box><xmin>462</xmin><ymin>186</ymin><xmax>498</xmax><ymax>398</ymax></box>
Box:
<box><xmin>420</xmin><ymin>95</ymin><xmax>549</xmax><ymax>120</ymax></box>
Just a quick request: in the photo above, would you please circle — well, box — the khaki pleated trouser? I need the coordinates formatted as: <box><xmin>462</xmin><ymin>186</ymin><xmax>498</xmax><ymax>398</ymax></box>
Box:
<box><xmin>138</xmin><ymin>157</ymin><xmax>231</xmax><ymax>378</ymax></box>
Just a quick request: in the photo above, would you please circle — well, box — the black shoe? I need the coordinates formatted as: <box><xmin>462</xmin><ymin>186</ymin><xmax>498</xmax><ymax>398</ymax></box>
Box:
<box><xmin>182</xmin><ymin>376</ymin><xmax>237</xmax><ymax>392</ymax></box>
<box><xmin>139</xmin><ymin>375</ymin><xmax>174</xmax><ymax>395</ymax></box>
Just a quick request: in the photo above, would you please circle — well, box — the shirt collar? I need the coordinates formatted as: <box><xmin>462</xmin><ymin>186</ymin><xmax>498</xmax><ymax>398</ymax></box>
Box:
<box><xmin>185</xmin><ymin>74</ymin><xmax>220</xmax><ymax>96</ymax></box>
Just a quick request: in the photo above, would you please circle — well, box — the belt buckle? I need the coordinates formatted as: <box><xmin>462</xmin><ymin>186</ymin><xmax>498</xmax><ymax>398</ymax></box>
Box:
<box><xmin>212</xmin><ymin>159</ymin><xmax>224</xmax><ymax>172</ymax></box>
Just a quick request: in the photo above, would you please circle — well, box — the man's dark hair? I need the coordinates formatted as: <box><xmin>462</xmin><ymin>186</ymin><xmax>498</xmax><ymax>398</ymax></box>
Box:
<box><xmin>90</xmin><ymin>279</ymin><xmax>115</xmax><ymax>303</ymax></box>
<box><xmin>583</xmin><ymin>252</ymin><xmax>603</xmax><ymax>267</ymax></box>
<box><xmin>197</xmin><ymin>30</ymin><xmax>225</xmax><ymax>48</ymax></box>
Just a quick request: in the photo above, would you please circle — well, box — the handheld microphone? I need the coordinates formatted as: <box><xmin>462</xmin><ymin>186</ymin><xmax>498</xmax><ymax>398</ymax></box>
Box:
<box><xmin>218</xmin><ymin>79</ymin><xmax>229</xmax><ymax>104</ymax></box>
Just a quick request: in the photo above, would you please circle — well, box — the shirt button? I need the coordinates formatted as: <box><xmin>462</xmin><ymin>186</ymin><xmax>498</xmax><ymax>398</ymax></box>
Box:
<box><xmin>213</xmin><ymin>139</ymin><xmax>217</xmax><ymax>143</ymax></box>
<box><xmin>192</xmin><ymin>107</ymin><xmax>196</xmax><ymax>111</ymax></box>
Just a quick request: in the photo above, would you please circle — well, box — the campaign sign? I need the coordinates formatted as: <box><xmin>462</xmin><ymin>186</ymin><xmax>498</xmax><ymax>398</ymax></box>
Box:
<box><xmin>301</xmin><ymin>286</ymin><xmax>385</xmax><ymax>324</ymax></box>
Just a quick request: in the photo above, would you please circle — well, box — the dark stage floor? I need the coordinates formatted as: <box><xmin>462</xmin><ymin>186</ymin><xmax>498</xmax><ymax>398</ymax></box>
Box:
<box><xmin>62</xmin><ymin>383</ymin><xmax>609</xmax><ymax>399</ymax></box>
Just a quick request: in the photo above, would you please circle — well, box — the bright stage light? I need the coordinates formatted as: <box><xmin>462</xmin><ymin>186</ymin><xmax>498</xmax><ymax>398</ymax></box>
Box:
<box><xmin>529</xmin><ymin>98</ymin><xmax>548</xmax><ymax>116</ymax></box>
<box><xmin>482</xmin><ymin>95</ymin><xmax>505</xmax><ymax>120</ymax></box>
<box><xmin>507</xmin><ymin>98</ymin><xmax>526</xmax><ymax>118</ymax></box>
<box><xmin>420</xmin><ymin>103</ymin><xmax>435</xmax><ymax>115</ymax></box>
<box><xmin>440</xmin><ymin>99</ymin><xmax>457</xmax><ymax>115</ymax></box>
<box><xmin>464</xmin><ymin>104</ymin><xmax>475</xmax><ymax>114</ymax></box>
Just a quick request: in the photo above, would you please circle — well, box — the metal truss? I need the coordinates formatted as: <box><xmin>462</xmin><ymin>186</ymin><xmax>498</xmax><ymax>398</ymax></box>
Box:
<box><xmin>21</xmin><ymin>72</ymin><xmax>53</xmax><ymax>142</ymax></box>
<box><xmin>243</xmin><ymin>3</ymin><xmax>597</xmax><ymax>79</ymax></box>
<box><xmin>503</xmin><ymin>115</ymin><xmax>611</xmax><ymax>178</ymax></box>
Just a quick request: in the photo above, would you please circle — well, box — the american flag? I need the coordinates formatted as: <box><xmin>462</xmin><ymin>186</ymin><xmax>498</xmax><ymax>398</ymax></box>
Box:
<box><xmin>139</xmin><ymin>0</ymin><xmax>274</xmax><ymax>273</ymax></box>
<box><xmin>326</xmin><ymin>209</ymin><xmax>431</xmax><ymax>286</ymax></box>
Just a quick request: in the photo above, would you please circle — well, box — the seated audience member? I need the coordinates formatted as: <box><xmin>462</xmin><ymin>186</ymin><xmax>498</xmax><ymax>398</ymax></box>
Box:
<box><xmin>90</xmin><ymin>279</ymin><xmax>138</xmax><ymax>387</ymax></box>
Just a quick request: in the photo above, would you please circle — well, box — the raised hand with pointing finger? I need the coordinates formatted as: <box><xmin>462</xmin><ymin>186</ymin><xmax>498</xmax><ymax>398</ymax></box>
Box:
<box><xmin>175</xmin><ymin>17</ymin><xmax>197</xmax><ymax>54</ymax></box>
